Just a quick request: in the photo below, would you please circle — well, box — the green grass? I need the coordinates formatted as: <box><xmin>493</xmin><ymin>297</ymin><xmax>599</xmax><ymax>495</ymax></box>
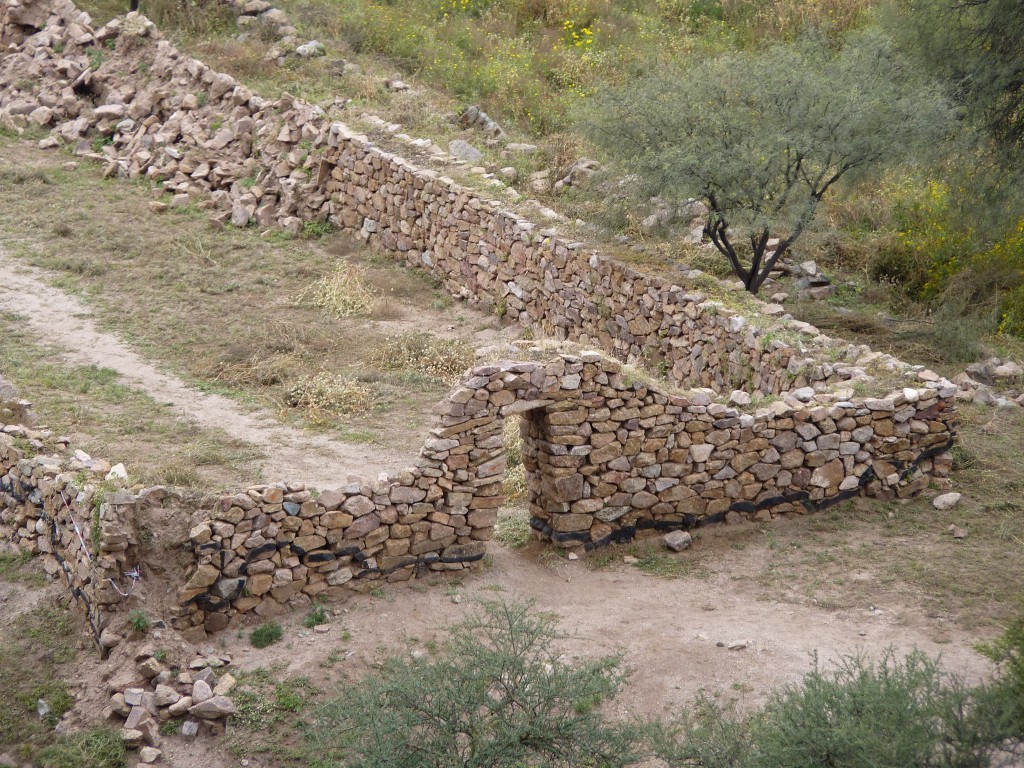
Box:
<box><xmin>127</xmin><ymin>609</ymin><xmax>152</xmax><ymax>633</ymax></box>
<box><xmin>251</xmin><ymin>622</ymin><xmax>285</xmax><ymax>648</ymax></box>
<box><xmin>632</xmin><ymin>546</ymin><xmax>696</xmax><ymax>579</ymax></box>
<box><xmin>0</xmin><ymin>312</ymin><xmax>263</xmax><ymax>491</ymax></box>
<box><xmin>494</xmin><ymin>508</ymin><xmax>532</xmax><ymax>548</ymax></box>
<box><xmin>0</xmin><ymin>603</ymin><xmax>80</xmax><ymax>758</ymax></box>
<box><xmin>227</xmin><ymin>669</ymin><xmax>319</xmax><ymax>764</ymax></box>
<box><xmin>741</xmin><ymin>403</ymin><xmax>1024</xmax><ymax>630</ymax></box>
<box><xmin>303</xmin><ymin>606</ymin><xmax>329</xmax><ymax>628</ymax></box>
<box><xmin>0</xmin><ymin>144</ymin><xmax>475</xmax><ymax>444</ymax></box>
<box><xmin>0</xmin><ymin>552</ymin><xmax>45</xmax><ymax>586</ymax></box>
<box><xmin>35</xmin><ymin>729</ymin><xmax>126</xmax><ymax>768</ymax></box>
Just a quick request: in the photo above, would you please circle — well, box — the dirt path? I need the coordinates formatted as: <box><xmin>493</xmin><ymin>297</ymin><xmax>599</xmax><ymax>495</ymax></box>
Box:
<box><xmin>0</xmin><ymin>250</ymin><xmax>418</xmax><ymax>489</ymax></box>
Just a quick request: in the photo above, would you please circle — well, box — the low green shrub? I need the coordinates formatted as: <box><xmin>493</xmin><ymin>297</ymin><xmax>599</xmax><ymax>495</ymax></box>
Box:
<box><xmin>658</xmin><ymin>649</ymin><xmax>1000</xmax><ymax>768</ymax></box>
<box><xmin>303</xmin><ymin>606</ymin><xmax>329</xmax><ymax>628</ymax></box>
<box><xmin>127</xmin><ymin>610</ymin><xmax>151</xmax><ymax>633</ymax></box>
<box><xmin>251</xmin><ymin>622</ymin><xmax>284</xmax><ymax>649</ymax></box>
<box><xmin>304</xmin><ymin>600</ymin><xmax>642</xmax><ymax>767</ymax></box>
<box><xmin>35</xmin><ymin>728</ymin><xmax>126</xmax><ymax>768</ymax></box>
<box><xmin>978</xmin><ymin>602</ymin><xmax>1024</xmax><ymax>739</ymax></box>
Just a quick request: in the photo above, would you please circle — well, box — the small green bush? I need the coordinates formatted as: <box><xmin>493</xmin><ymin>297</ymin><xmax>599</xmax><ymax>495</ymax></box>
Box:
<box><xmin>127</xmin><ymin>610</ymin><xmax>151</xmax><ymax>634</ymax></box>
<box><xmin>978</xmin><ymin>604</ymin><xmax>1024</xmax><ymax>739</ymax></box>
<box><xmin>251</xmin><ymin>622</ymin><xmax>284</xmax><ymax>649</ymax></box>
<box><xmin>303</xmin><ymin>606</ymin><xmax>329</xmax><ymax>628</ymax></box>
<box><xmin>35</xmin><ymin>728</ymin><xmax>126</xmax><ymax>768</ymax></box>
<box><xmin>304</xmin><ymin>600</ymin><xmax>642</xmax><ymax>767</ymax></box>
<box><xmin>658</xmin><ymin>649</ymin><xmax>998</xmax><ymax>768</ymax></box>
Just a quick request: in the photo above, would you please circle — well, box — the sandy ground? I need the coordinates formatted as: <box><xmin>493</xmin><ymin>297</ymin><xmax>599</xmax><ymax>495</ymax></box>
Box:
<box><xmin>267</xmin><ymin>537</ymin><xmax>993</xmax><ymax>716</ymax></box>
<box><xmin>0</xmin><ymin>249</ymin><xmax>418</xmax><ymax>489</ymax></box>
<box><xmin>51</xmin><ymin>520</ymin><xmax>994</xmax><ymax>768</ymax></box>
<box><xmin>139</xmin><ymin>525</ymin><xmax>992</xmax><ymax>767</ymax></box>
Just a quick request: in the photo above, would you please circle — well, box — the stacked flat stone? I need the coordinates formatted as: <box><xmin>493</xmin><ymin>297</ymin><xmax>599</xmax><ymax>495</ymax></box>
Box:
<box><xmin>0</xmin><ymin>428</ymin><xmax>142</xmax><ymax>637</ymax></box>
<box><xmin>388</xmin><ymin>353</ymin><xmax>953</xmax><ymax>553</ymax></box>
<box><xmin>176</xmin><ymin>473</ymin><xmax>490</xmax><ymax>632</ymax></box>
<box><xmin>1</xmin><ymin>0</ymin><xmax>919</xmax><ymax>400</ymax></box>
<box><xmin>515</xmin><ymin>358</ymin><xmax>957</xmax><ymax>549</ymax></box>
<box><xmin>0</xmin><ymin>0</ymin><xmax>962</xmax><ymax>636</ymax></box>
<box><xmin>107</xmin><ymin>646</ymin><xmax>236</xmax><ymax>754</ymax></box>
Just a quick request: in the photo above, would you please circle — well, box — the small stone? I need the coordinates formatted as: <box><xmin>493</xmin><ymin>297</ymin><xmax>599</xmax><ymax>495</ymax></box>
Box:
<box><xmin>792</xmin><ymin>387</ymin><xmax>816</xmax><ymax>402</ymax></box>
<box><xmin>728</xmin><ymin>390</ymin><xmax>751</xmax><ymax>407</ymax></box>
<box><xmin>121</xmin><ymin>728</ymin><xmax>144</xmax><ymax>748</ymax></box>
<box><xmin>622</xmin><ymin>555</ymin><xmax>639</xmax><ymax>565</ymax></box>
<box><xmin>932</xmin><ymin>492</ymin><xmax>962</xmax><ymax>511</ymax></box>
<box><xmin>189</xmin><ymin>695</ymin><xmax>236</xmax><ymax>719</ymax></box>
<box><xmin>99</xmin><ymin>628</ymin><xmax>123</xmax><ymax>649</ymax></box>
<box><xmin>993</xmin><ymin>361</ymin><xmax>1023</xmax><ymax>380</ymax></box>
<box><xmin>137</xmin><ymin>657</ymin><xmax>164</xmax><ymax>679</ymax></box>
<box><xmin>153</xmin><ymin>684</ymin><xmax>180</xmax><ymax>706</ymax></box>
<box><xmin>123</xmin><ymin>688</ymin><xmax>145</xmax><ymax>706</ymax></box>
<box><xmin>139</xmin><ymin>746</ymin><xmax>162</xmax><ymax>764</ymax></box>
<box><xmin>168</xmin><ymin>696</ymin><xmax>192</xmax><ymax>716</ymax></box>
<box><xmin>191</xmin><ymin>679</ymin><xmax>213</xmax><ymax>704</ymax></box>
<box><xmin>567</xmin><ymin>552</ymin><xmax>579</xmax><ymax>561</ymax></box>
<box><xmin>105</xmin><ymin>463</ymin><xmax>128</xmax><ymax>481</ymax></box>
<box><xmin>727</xmin><ymin>640</ymin><xmax>748</xmax><ymax>650</ymax></box>
<box><xmin>295</xmin><ymin>40</ymin><xmax>325</xmax><ymax>57</ymax></box>
<box><xmin>449</xmin><ymin>139</ymin><xmax>483</xmax><ymax>163</ymax></box>
<box><xmin>181</xmin><ymin>719</ymin><xmax>199</xmax><ymax>737</ymax></box>
<box><xmin>663</xmin><ymin>530</ymin><xmax>692</xmax><ymax>552</ymax></box>
<box><xmin>213</xmin><ymin>672</ymin><xmax>237</xmax><ymax>696</ymax></box>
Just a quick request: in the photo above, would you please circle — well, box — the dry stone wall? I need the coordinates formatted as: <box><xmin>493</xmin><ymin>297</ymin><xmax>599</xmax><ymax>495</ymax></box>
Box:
<box><xmin>0</xmin><ymin>0</ymin><xmax>960</xmax><ymax>634</ymax></box>
<box><xmin>0</xmin><ymin>425</ymin><xmax>143</xmax><ymax>638</ymax></box>
<box><xmin>3</xmin><ymin>0</ymin><xmax>911</xmax><ymax>399</ymax></box>
<box><xmin>177</xmin><ymin>472</ymin><xmax>494</xmax><ymax>632</ymax></box>
<box><xmin>173</xmin><ymin>351</ymin><xmax>956</xmax><ymax>629</ymax></box>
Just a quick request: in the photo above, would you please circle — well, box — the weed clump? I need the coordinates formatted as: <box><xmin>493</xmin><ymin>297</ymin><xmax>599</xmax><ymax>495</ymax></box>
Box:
<box><xmin>305</xmin><ymin>600</ymin><xmax>640</xmax><ymax>767</ymax></box>
<box><xmin>284</xmin><ymin>373</ymin><xmax>373</xmax><ymax>425</ymax></box>
<box><xmin>977</xmin><ymin>603</ymin><xmax>1024</xmax><ymax>739</ymax></box>
<box><xmin>35</xmin><ymin>728</ymin><xmax>126</xmax><ymax>768</ymax></box>
<box><xmin>502</xmin><ymin>415</ymin><xmax>527</xmax><ymax>502</ymax></box>
<box><xmin>370</xmin><ymin>331</ymin><xmax>474</xmax><ymax>385</ymax></box>
<box><xmin>656</xmin><ymin>648</ymin><xmax>1008</xmax><ymax>768</ymax></box>
<box><xmin>296</xmin><ymin>264</ymin><xmax>376</xmax><ymax>318</ymax></box>
<box><xmin>303</xmin><ymin>606</ymin><xmax>329</xmax><ymax>628</ymax></box>
<box><xmin>494</xmin><ymin>508</ymin><xmax>532</xmax><ymax>547</ymax></box>
<box><xmin>250</xmin><ymin>622</ymin><xmax>284</xmax><ymax>649</ymax></box>
<box><xmin>127</xmin><ymin>610</ymin><xmax>152</xmax><ymax>634</ymax></box>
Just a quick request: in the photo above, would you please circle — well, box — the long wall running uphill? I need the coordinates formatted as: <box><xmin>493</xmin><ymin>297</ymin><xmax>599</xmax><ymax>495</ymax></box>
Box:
<box><xmin>0</xmin><ymin>0</ymin><xmax>958</xmax><ymax>634</ymax></box>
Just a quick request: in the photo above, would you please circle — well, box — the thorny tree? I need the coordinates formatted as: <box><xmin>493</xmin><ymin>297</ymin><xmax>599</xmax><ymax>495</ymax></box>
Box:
<box><xmin>584</xmin><ymin>32</ymin><xmax>952</xmax><ymax>294</ymax></box>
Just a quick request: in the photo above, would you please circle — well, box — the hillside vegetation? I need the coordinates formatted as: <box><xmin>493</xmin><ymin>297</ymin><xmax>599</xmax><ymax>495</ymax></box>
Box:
<box><xmin>70</xmin><ymin>0</ymin><xmax>1024</xmax><ymax>370</ymax></box>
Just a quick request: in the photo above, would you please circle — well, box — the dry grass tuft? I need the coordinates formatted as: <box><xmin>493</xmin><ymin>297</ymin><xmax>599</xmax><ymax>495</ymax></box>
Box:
<box><xmin>284</xmin><ymin>373</ymin><xmax>373</xmax><ymax>425</ymax></box>
<box><xmin>296</xmin><ymin>264</ymin><xmax>377</xmax><ymax>318</ymax></box>
<box><xmin>503</xmin><ymin>415</ymin><xmax>527</xmax><ymax>501</ymax></box>
<box><xmin>205</xmin><ymin>346</ymin><xmax>302</xmax><ymax>388</ymax></box>
<box><xmin>370</xmin><ymin>332</ymin><xmax>474</xmax><ymax>385</ymax></box>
